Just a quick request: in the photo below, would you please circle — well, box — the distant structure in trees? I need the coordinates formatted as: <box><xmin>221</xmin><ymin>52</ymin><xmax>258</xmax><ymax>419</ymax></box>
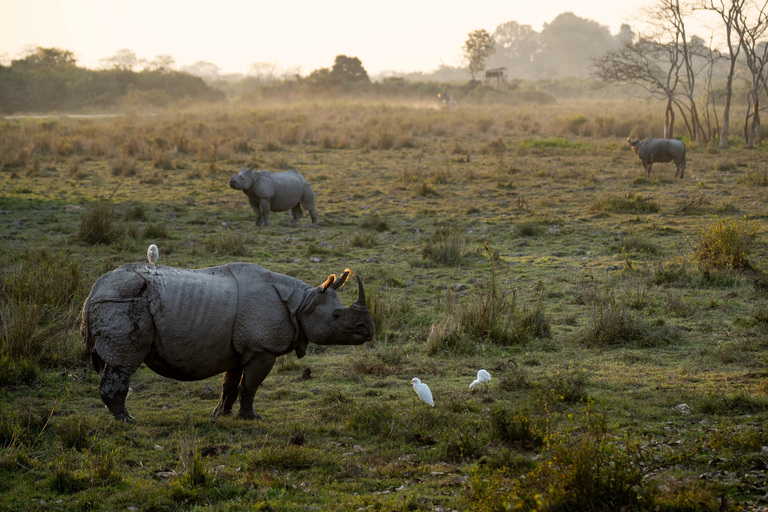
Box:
<box><xmin>484</xmin><ymin>67</ymin><xmax>508</xmax><ymax>87</ymax></box>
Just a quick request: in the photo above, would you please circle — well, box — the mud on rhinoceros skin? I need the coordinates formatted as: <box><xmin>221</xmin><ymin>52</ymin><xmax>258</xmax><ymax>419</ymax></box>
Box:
<box><xmin>82</xmin><ymin>263</ymin><xmax>373</xmax><ymax>422</ymax></box>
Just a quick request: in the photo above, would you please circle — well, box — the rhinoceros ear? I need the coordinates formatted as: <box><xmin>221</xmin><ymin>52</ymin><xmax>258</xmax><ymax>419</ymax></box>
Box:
<box><xmin>330</xmin><ymin>268</ymin><xmax>352</xmax><ymax>290</ymax></box>
<box><xmin>318</xmin><ymin>274</ymin><xmax>335</xmax><ymax>293</ymax></box>
<box><xmin>273</xmin><ymin>282</ymin><xmax>298</xmax><ymax>304</ymax></box>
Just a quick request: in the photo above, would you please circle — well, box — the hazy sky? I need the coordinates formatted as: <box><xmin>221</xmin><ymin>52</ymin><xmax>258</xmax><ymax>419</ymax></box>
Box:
<box><xmin>2</xmin><ymin>0</ymin><xmax>649</xmax><ymax>76</ymax></box>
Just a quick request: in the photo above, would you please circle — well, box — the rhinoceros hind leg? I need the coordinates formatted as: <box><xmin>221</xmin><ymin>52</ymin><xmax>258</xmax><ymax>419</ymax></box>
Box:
<box><xmin>290</xmin><ymin>205</ymin><xmax>303</xmax><ymax>224</ymax></box>
<box><xmin>236</xmin><ymin>353</ymin><xmax>276</xmax><ymax>420</ymax></box>
<box><xmin>213</xmin><ymin>368</ymin><xmax>242</xmax><ymax>417</ymax></box>
<box><xmin>99</xmin><ymin>365</ymin><xmax>135</xmax><ymax>422</ymax></box>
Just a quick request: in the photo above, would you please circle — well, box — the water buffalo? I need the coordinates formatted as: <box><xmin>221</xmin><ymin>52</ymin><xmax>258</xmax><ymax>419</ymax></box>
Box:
<box><xmin>627</xmin><ymin>136</ymin><xmax>686</xmax><ymax>178</ymax></box>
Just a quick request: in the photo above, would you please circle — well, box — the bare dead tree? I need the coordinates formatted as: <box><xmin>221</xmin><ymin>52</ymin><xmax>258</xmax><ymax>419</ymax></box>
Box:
<box><xmin>648</xmin><ymin>0</ymin><xmax>708</xmax><ymax>145</ymax></box>
<box><xmin>732</xmin><ymin>0</ymin><xmax>768</xmax><ymax>147</ymax></box>
<box><xmin>591</xmin><ymin>37</ymin><xmax>682</xmax><ymax>138</ymax></box>
<box><xmin>695</xmin><ymin>37</ymin><xmax>724</xmax><ymax>143</ymax></box>
<box><xmin>700</xmin><ymin>0</ymin><xmax>746</xmax><ymax>148</ymax></box>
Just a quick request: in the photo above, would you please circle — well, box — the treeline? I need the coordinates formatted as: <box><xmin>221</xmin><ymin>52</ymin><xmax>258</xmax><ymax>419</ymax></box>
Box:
<box><xmin>0</xmin><ymin>48</ymin><xmax>224</xmax><ymax>115</ymax></box>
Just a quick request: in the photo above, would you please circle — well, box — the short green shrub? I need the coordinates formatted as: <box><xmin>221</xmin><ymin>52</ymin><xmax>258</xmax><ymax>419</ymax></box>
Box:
<box><xmin>698</xmin><ymin>389</ymin><xmax>768</xmax><ymax>415</ymax></box>
<box><xmin>463</xmin><ymin>414</ymin><xmax>645</xmax><ymax>511</ymax></box>
<box><xmin>440</xmin><ymin>428</ymin><xmax>485</xmax><ymax>461</ymax></box>
<box><xmin>490</xmin><ymin>408</ymin><xmax>544</xmax><ymax>448</ymax></box>
<box><xmin>514</xmin><ymin>221</ymin><xmax>545</xmax><ymax>237</ymax></box>
<box><xmin>544</xmin><ymin>367</ymin><xmax>590</xmax><ymax>404</ymax></box>
<box><xmin>360</xmin><ymin>213</ymin><xmax>388</xmax><ymax>232</ymax></box>
<box><xmin>694</xmin><ymin>216</ymin><xmax>756</xmax><ymax>270</ymax></box>
<box><xmin>519</xmin><ymin>137</ymin><xmax>584</xmax><ymax>149</ymax></box>
<box><xmin>366</xmin><ymin>293</ymin><xmax>389</xmax><ymax>340</ymax></box>
<box><xmin>203</xmin><ymin>232</ymin><xmax>249</xmax><ymax>257</ymax></box>
<box><xmin>574</xmin><ymin>292</ymin><xmax>677</xmax><ymax>348</ymax></box>
<box><xmin>421</xmin><ymin>227</ymin><xmax>467</xmax><ymax>266</ymax></box>
<box><xmin>1</xmin><ymin>249</ymin><xmax>83</xmax><ymax>361</ymax></box>
<box><xmin>591</xmin><ymin>194</ymin><xmax>659</xmax><ymax>214</ymax></box>
<box><xmin>143</xmin><ymin>222</ymin><xmax>168</xmax><ymax>239</ymax></box>
<box><xmin>426</xmin><ymin>316</ymin><xmax>465</xmax><ymax>355</ymax></box>
<box><xmin>77</xmin><ymin>202</ymin><xmax>114</xmax><ymax>244</ymax></box>
<box><xmin>0</xmin><ymin>357</ymin><xmax>39</xmax><ymax>387</ymax></box>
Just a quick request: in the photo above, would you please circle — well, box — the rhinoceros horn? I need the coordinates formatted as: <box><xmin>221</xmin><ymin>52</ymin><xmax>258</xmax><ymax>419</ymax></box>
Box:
<box><xmin>352</xmin><ymin>275</ymin><xmax>368</xmax><ymax>311</ymax></box>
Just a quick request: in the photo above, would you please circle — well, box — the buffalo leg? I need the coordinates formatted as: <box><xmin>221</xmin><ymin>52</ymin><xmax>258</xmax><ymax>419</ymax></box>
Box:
<box><xmin>237</xmin><ymin>353</ymin><xmax>277</xmax><ymax>420</ymax></box>
<box><xmin>213</xmin><ymin>367</ymin><xmax>242</xmax><ymax>416</ymax></box>
<box><xmin>99</xmin><ymin>365</ymin><xmax>134</xmax><ymax>422</ymax></box>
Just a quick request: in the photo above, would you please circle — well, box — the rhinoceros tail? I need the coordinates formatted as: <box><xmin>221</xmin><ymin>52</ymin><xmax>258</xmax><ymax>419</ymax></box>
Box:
<box><xmin>81</xmin><ymin>296</ymin><xmax>104</xmax><ymax>373</ymax></box>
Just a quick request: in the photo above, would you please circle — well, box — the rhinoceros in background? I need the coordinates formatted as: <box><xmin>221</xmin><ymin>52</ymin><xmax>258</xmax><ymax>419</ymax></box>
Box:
<box><xmin>81</xmin><ymin>264</ymin><xmax>372</xmax><ymax>422</ymax></box>
<box><xmin>229</xmin><ymin>167</ymin><xmax>319</xmax><ymax>226</ymax></box>
<box><xmin>627</xmin><ymin>136</ymin><xmax>687</xmax><ymax>178</ymax></box>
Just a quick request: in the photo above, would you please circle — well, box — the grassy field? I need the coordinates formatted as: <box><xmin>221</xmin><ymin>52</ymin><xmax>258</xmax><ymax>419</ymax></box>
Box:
<box><xmin>1</xmin><ymin>98</ymin><xmax>768</xmax><ymax>511</ymax></box>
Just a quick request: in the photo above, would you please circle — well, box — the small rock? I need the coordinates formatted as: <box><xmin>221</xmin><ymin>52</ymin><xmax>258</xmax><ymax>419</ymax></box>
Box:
<box><xmin>309</xmin><ymin>257</ymin><xmax>322</xmax><ymax>263</ymax></box>
<box><xmin>674</xmin><ymin>403</ymin><xmax>691</xmax><ymax>415</ymax></box>
<box><xmin>153</xmin><ymin>444</ymin><xmax>163</xmax><ymax>451</ymax></box>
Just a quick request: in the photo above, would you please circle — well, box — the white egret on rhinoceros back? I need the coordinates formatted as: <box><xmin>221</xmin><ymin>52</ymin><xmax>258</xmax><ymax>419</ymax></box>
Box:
<box><xmin>82</xmin><ymin>265</ymin><xmax>373</xmax><ymax>422</ymax></box>
<box><xmin>147</xmin><ymin>244</ymin><xmax>159</xmax><ymax>273</ymax></box>
<box><xmin>470</xmin><ymin>369</ymin><xmax>491</xmax><ymax>391</ymax></box>
<box><xmin>411</xmin><ymin>378</ymin><xmax>434</xmax><ymax>407</ymax></box>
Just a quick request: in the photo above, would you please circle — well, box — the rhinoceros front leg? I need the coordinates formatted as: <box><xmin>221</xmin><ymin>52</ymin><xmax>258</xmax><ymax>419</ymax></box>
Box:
<box><xmin>213</xmin><ymin>367</ymin><xmax>242</xmax><ymax>417</ymax></box>
<box><xmin>259</xmin><ymin>198</ymin><xmax>271</xmax><ymax>226</ymax></box>
<box><xmin>237</xmin><ymin>353</ymin><xmax>277</xmax><ymax>420</ymax></box>
<box><xmin>100</xmin><ymin>365</ymin><xmax>135</xmax><ymax>422</ymax></box>
<box><xmin>308</xmin><ymin>207</ymin><xmax>318</xmax><ymax>225</ymax></box>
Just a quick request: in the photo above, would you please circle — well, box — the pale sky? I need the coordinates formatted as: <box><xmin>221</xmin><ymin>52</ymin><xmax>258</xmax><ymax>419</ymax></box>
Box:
<box><xmin>1</xmin><ymin>0</ymin><xmax>650</xmax><ymax>76</ymax></box>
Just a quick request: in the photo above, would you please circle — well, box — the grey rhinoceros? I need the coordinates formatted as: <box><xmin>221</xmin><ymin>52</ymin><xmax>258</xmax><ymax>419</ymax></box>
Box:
<box><xmin>229</xmin><ymin>167</ymin><xmax>319</xmax><ymax>226</ymax></box>
<box><xmin>81</xmin><ymin>263</ymin><xmax>373</xmax><ymax>422</ymax></box>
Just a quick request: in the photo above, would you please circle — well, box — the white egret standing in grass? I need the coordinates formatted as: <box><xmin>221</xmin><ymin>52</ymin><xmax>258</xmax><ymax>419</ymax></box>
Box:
<box><xmin>411</xmin><ymin>378</ymin><xmax>434</xmax><ymax>407</ymax></box>
<box><xmin>147</xmin><ymin>244</ymin><xmax>159</xmax><ymax>274</ymax></box>
<box><xmin>470</xmin><ymin>369</ymin><xmax>491</xmax><ymax>391</ymax></box>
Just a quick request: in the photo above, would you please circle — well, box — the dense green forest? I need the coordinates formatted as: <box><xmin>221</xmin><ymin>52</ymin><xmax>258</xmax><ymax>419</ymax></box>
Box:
<box><xmin>0</xmin><ymin>48</ymin><xmax>224</xmax><ymax>114</ymax></box>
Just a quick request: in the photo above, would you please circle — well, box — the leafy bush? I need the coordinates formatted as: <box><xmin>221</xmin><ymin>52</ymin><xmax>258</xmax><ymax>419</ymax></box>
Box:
<box><xmin>694</xmin><ymin>216</ymin><xmax>756</xmax><ymax>270</ymax></box>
